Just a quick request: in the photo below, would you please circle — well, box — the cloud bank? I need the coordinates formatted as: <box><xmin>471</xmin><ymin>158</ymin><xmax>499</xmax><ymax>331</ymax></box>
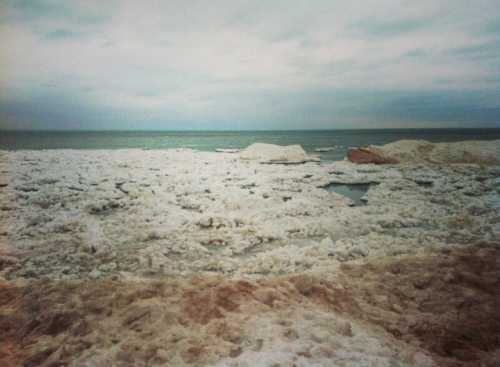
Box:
<box><xmin>0</xmin><ymin>0</ymin><xmax>498</xmax><ymax>130</ymax></box>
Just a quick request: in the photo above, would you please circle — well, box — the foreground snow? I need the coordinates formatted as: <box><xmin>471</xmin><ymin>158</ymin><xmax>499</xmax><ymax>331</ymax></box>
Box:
<box><xmin>0</xmin><ymin>142</ymin><xmax>498</xmax><ymax>366</ymax></box>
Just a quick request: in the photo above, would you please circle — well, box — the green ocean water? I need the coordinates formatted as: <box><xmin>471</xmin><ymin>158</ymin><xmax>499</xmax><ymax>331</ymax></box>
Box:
<box><xmin>1</xmin><ymin>129</ymin><xmax>499</xmax><ymax>161</ymax></box>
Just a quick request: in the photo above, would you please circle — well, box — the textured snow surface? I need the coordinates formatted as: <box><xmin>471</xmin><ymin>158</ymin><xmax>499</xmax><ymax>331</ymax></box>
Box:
<box><xmin>0</xmin><ymin>145</ymin><xmax>498</xmax><ymax>366</ymax></box>
<box><xmin>0</xmin><ymin>148</ymin><xmax>498</xmax><ymax>281</ymax></box>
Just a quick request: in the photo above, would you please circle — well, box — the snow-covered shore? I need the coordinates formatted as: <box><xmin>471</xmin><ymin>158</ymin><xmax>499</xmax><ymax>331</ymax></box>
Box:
<box><xmin>0</xmin><ymin>140</ymin><xmax>498</xmax><ymax>366</ymax></box>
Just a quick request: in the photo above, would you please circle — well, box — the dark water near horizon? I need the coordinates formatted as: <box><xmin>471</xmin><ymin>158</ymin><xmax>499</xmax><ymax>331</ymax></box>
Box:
<box><xmin>1</xmin><ymin>129</ymin><xmax>499</xmax><ymax>161</ymax></box>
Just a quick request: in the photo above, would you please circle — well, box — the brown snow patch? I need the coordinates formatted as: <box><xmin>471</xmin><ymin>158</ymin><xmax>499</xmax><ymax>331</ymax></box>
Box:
<box><xmin>0</xmin><ymin>244</ymin><xmax>497</xmax><ymax>366</ymax></box>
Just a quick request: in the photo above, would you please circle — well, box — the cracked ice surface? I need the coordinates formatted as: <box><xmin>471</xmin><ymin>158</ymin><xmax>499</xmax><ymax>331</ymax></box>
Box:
<box><xmin>0</xmin><ymin>149</ymin><xmax>498</xmax><ymax>281</ymax></box>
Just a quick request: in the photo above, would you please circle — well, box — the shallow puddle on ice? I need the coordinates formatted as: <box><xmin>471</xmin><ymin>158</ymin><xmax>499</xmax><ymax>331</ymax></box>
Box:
<box><xmin>323</xmin><ymin>183</ymin><xmax>373</xmax><ymax>206</ymax></box>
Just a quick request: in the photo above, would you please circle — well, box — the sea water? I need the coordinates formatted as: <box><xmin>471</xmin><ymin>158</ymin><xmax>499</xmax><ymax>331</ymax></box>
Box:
<box><xmin>1</xmin><ymin>128</ymin><xmax>499</xmax><ymax>162</ymax></box>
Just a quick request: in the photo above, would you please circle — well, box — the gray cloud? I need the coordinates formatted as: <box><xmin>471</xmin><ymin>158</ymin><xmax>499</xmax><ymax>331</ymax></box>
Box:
<box><xmin>42</xmin><ymin>28</ymin><xmax>84</xmax><ymax>40</ymax></box>
<box><xmin>402</xmin><ymin>49</ymin><xmax>429</xmax><ymax>59</ymax></box>
<box><xmin>449</xmin><ymin>41</ymin><xmax>499</xmax><ymax>61</ymax></box>
<box><xmin>481</xmin><ymin>18</ymin><xmax>500</xmax><ymax>35</ymax></box>
<box><xmin>0</xmin><ymin>0</ymin><xmax>498</xmax><ymax>130</ymax></box>
<box><xmin>4</xmin><ymin>0</ymin><xmax>110</xmax><ymax>24</ymax></box>
<box><xmin>349</xmin><ymin>18</ymin><xmax>433</xmax><ymax>39</ymax></box>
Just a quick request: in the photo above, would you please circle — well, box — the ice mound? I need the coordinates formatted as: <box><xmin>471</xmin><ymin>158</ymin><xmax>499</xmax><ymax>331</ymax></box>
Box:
<box><xmin>348</xmin><ymin>139</ymin><xmax>500</xmax><ymax>165</ymax></box>
<box><xmin>240</xmin><ymin>143</ymin><xmax>318</xmax><ymax>164</ymax></box>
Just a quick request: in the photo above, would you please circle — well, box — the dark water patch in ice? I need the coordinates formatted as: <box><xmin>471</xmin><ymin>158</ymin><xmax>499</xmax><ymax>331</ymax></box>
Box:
<box><xmin>323</xmin><ymin>183</ymin><xmax>374</xmax><ymax>206</ymax></box>
<box><xmin>413</xmin><ymin>180</ymin><xmax>434</xmax><ymax>188</ymax></box>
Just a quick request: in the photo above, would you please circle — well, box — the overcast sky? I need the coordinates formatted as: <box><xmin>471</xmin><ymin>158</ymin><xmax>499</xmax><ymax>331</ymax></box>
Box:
<box><xmin>0</xmin><ymin>0</ymin><xmax>498</xmax><ymax>130</ymax></box>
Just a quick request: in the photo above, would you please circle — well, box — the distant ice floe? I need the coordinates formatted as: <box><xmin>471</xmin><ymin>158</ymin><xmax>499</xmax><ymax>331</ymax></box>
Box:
<box><xmin>314</xmin><ymin>146</ymin><xmax>338</xmax><ymax>152</ymax></box>
<box><xmin>215</xmin><ymin>148</ymin><xmax>240</xmax><ymax>153</ymax></box>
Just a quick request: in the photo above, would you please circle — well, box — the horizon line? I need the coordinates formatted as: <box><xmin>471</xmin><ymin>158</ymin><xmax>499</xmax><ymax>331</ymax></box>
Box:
<box><xmin>1</xmin><ymin>127</ymin><xmax>499</xmax><ymax>133</ymax></box>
